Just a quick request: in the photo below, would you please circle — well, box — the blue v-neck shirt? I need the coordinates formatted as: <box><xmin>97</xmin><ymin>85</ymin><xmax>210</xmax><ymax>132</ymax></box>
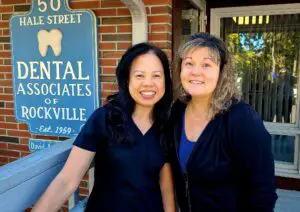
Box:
<box><xmin>179</xmin><ymin>112</ymin><xmax>196</xmax><ymax>173</ymax></box>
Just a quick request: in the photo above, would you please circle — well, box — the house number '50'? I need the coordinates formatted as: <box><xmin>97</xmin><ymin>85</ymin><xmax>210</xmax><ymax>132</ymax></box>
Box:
<box><xmin>38</xmin><ymin>0</ymin><xmax>61</xmax><ymax>12</ymax></box>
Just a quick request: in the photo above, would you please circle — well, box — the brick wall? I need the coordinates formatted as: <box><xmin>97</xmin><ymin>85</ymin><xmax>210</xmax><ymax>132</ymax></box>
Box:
<box><xmin>0</xmin><ymin>0</ymin><xmax>172</xmax><ymax>210</ymax></box>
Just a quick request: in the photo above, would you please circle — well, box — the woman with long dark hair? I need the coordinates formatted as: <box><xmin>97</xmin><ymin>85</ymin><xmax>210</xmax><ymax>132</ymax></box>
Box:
<box><xmin>33</xmin><ymin>43</ymin><xmax>175</xmax><ymax>212</ymax></box>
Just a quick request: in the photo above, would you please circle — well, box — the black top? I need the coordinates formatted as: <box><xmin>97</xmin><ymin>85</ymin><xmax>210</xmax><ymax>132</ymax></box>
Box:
<box><xmin>73</xmin><ymin>107</ymin><xmax>166</xmax><ymax>212</ymax></box>
<box><xmin>168</xmin><ymin>100</ymin><xmax>277</xmax><ymax>212</ymax></box>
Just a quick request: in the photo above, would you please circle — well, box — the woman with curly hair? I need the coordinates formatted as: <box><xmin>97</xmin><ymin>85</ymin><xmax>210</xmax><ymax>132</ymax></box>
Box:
<box><xmin>168</xmin><ymin>33</ymin><xmax>277</xmax><ymax>212</ymax></box>
<box><xmin>32</xmin><ymin>43</ymin><xmax>175</xmax><ymax>212</ymax></box>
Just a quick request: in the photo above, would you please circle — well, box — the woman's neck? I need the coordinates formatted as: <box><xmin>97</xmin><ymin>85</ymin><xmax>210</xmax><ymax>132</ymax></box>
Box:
<box><xmin>188</xmin><ymin>97</ymin><xmax>210</xmax><ymax>119</ymax></box>
<box><xmin>132</xmin><ymin>105</ymin><xmax>153</xmax><ymax>123</ymax></box>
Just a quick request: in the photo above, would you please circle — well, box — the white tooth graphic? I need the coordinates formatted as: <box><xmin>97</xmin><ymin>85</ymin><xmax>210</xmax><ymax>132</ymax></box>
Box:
<box><xmin>37</xmin><ymin>29</ymin><xmax>63</xmax><ymax>57</ymax></box>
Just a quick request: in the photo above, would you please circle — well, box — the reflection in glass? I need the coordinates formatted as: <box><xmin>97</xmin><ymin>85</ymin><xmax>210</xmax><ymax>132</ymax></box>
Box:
<box><xmin>221</xmin><ymin>14</ymin><xmax>300</xmax><ymax>124</ymax></box>
<box><xmin>271</xmin><ymin>134</ymin><xmax>295</xmax><ymax>164</ymax></box>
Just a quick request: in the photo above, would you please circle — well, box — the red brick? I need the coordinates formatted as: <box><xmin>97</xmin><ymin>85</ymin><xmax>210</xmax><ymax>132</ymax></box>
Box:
<box><xmin>150</xmin><ymin>41</ymin><xmax>172</xmax><ymax>49</ymax></box>
<box><xmin>82</xmin><ymin>174</ymin><xmax>89</xmax><ymax>180</ymax></box>
<box><xmin>0</xmin><ymin>6</ymin><xmax>13</xmax><ymax>13</ymax></box>
<box><xmin>117</xmin><ymin>8</ymin><xmax>130</xmax><ymax>16</ymax></box>
<box><xmin>0</xmin><ymin>22</ymin><xmax>9</xmax><ymax>28</ymax></box>
<box><xmin>61</xmin><ymin>206</ymin><xmax>69</xmax><ymax>212</ymax></box>
<box><xmin>5</xmin><ymin>116</ymin><xmax>16</xmax><ymax>122</ymax></box>
<box><xmin>0</xmin><ymin>51</ymin><xmax>11</xmax><ymax>58</ymax></box>
<box><xmin>94</xmin><ymin>8</ymin><xmax>116</xmax><ymax>16</ymax></box>
<box><xmin>79</xmin><ymin>180</ymin><xmax>88</xmax><ymax>187</ymax></box>
<box><xmin>144</xmin><ymin>0</ymin><xmax>172</xmax><ymax>5</ymax></box>
<box><xmin>101</xmin><ymin>0</ymin><xmax>125</xmax><ymax>8</ymax></box>
<box><xmin>151</xmin><ymin>6</ymin><xmax>171</xmax><ymax>14</ymax></box>
<box><xmin>0</xmin><ymin>122</ymin><xmax>18</xmax><ymax>130</ymax></box>
<box><xmin>0</xmin><ymin>109</ymin><xmax>14</xmax><ymax>116</ymax></box>
<box><xmin>99</xmin><ymin>26</ymin><xmax>116</xmax><ymax>33</ymax></box>
<box><xmin>8</xmin><ymin>157</ymin><xmax>19</xmax><ymax>162</ymax></box>
<box><xmin>0</xmin><ymin>116</ymin><xmax>5</xmax><ymax>122</ymax></box>
<box><xmin>148</xmin><ymin>15</ymin><xmax>171</xmax><ymax>24</ymax></box>
<box><xmin>101</xmin><ymin>67</ymin><xmax>116</xmax><ymax>75</ymax></box>
<box><xmin>102</xmin><ymin>82</ymin><xmax>118</xmax><ymax>91</ymax></box>
<box><xmin>2</xmin><ymin>60</ymin><xmax>9</xmax><ymax>65</ymax></box>
<box><xmin>0</xmin><ymin>149</ymin><xmax>20</xmax><ymax>157</ymax></box>
<box><xmin>149</xmin><ymin>33</ymin><xmax>171</xmax><ymax>41</ymax></box>
<box><xmin>7</xmin><ymin>130</ymin><xmax>30</xmax><ymax>138</ymax></box>
<box><xmin>8</xmin><ymin>143</ymin><xmax>29</xmax><ymax>151</ymax></box>
<box><xmin>5</xmin><ymin>73</ymin><xmax>12</xmax><ymax>79</ymax></box>
<box><xmin>3</xmin><ymin>29</ymin><xmax>9</xmax><ymax>36</ymax></box>
<box><xmin>0</xmin><ymin>142</ymin><xmax>7</xmax><ymax>149</ymax></box>
<box><xmin>5</xmin><ymin>102</ymin><xmax>13</xmax><ymax>108</ymax></box>
<box><xmin>20</xmin><ymin>152</ymin><xmax>31</xmax><ymax>157</ymax></box>
<box><xmin>20</xmin><ymin>138</ymin><xmax>29</xmax><ymax>145</ymax></box>
<box><xmin>79</xmin><ymin>188</ymin><xmax>89</xmax><ymax>196</ymax></box>
<box><xmin>102</xmin><ymin>51</ymin><xmax>125</xmax><ymax>58</ymax></box>
<box><xmin>0</xmin><ymin>80</ymin><xmax>12</xmax><ymax>86</ymax></box>
<box><xmin>0</xmin><ymin>156</ymin><xmax>8</xmax><ymax>163</ymax></box>
<box><xmin>102</xmin><ymin>17</ymin><xmax>131</xmax><ymax>25</ymax></box>
<box><xmin>70</xmin><ymin>1</ymin><xmax>100</xmax><ymax>9</ymax></box>
<box><xmin>0</xmin><ymin>66</ymin><xmax>11</xmax><ymax>73</ymax></box>
<box><xmin>117</xmin><ymin>42</ymin><xmax>131</xmax><ymax>50</ymax></box>
<box><xmin>117</xmin><ymin>25</ymin><xmax>131</xmax><ymax>33</ymax></box>
<box><xmin>2</xmin><ymin>0</ymin><xmax>27</xmax><ymax>4</ymax></box>
<box><xmin>19</xmin><ymin>123</ymin><xmax>28</xmax><ymax>130</ymax></box>
<box><xmin>0</xmin><ymin>94</ymin><xmax>13</xmax><ymax>101</ymax></box>
<box><xmin>99</xmin><ymin>42</ymin><xmax>116</xmax><ymax>50</ymax></box>
<box><xmin>151</xmin><ymin>24</ymin><xmax>171</xmax><ymax>33</ymax></box>
<box><xmin>100</xmin><ymin>59</ymin><xmax>117</xmax><ymax>66</ymax></box>
<box><xmin>4</xmin><ymin>87</ymin><xmax>13</xmax><ymax>94</ymax></box>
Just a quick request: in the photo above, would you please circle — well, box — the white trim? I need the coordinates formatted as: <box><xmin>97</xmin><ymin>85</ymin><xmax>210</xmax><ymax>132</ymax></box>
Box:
<box><xmin>189</xmin><ymin>0</ymin><xmax>206</xmax><ymax>11</ymax></box>
<box><xmin>120</xmin><ymin>0</ymin><xmax>148</xmax><ymax>44</ymax></box>
<box><xmin>210</xmin><ymin>3</ymin><xmax>300</xmax><ymax>37</ymax></box>
<box><xmin>210</xmin><ymin>3</ymin><xmax>300</xmax><ymax>178</ymax></box>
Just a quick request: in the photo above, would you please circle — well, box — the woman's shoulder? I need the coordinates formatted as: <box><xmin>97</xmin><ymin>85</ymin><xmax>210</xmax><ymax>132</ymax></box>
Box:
<box><xmin>227</xmin><ymin>100</ymin><xmax>261</xmax><ymax>123</ymax></box>
<box><xmin>87</xmin><ymin>106</ymin><xmax>108</xmax><ymax>127</ymax></box>
<box><xmin>225</xmin><ymin>100</ymin><xmax>268</xmax><ymax>138</ymax></box>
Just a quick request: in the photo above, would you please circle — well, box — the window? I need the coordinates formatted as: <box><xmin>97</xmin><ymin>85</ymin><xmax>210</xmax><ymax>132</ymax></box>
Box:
<box><xmin>211</xmin><ymin>4</ymin><xmax>300</xmax><ymax>178</ymax></box>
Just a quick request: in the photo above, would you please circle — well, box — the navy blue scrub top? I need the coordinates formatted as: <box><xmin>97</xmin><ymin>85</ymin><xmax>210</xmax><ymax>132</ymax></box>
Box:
<box><xmin>73</xmin><ymin>107</ymin><xmax>166</xmax><ymax>212</ymax></box>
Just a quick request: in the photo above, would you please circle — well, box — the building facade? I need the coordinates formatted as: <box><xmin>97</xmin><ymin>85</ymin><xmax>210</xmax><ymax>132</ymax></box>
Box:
<box><xmin>0</xmin><ymin>0</ymin><xmax>300</xmax><ymax>209</ymax></box>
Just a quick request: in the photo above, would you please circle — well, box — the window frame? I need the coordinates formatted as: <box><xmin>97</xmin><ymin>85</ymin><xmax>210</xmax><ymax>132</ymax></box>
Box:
<box><xmin>210</xmin><ymin>3</ymin><xmax>300</xmax><ymax>178</ymax></box>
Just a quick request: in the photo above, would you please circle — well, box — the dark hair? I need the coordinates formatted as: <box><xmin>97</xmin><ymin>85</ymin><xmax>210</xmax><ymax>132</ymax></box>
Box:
<box><xmin>105</xmin><ymin>43</ymin><xmax>172</xmax><ymax>144</ymax></box>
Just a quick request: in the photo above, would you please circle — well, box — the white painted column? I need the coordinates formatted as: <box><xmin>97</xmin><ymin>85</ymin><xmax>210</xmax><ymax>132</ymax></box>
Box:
<box><xmin>120</xmin><ymin>0</ymin><xmax>148</xmax><ymax>44</ymax></box>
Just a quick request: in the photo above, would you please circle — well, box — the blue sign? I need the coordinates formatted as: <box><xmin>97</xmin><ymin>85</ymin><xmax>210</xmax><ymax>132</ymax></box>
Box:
<box><xmin>10</xmin><ymin>0</ymin><xmax>99</xmax><ymax>137</ymax></box>
<box><xmin>29</xmin><ymin>139</ymin><xmax>60</xmax><ymax>152</ymax></box>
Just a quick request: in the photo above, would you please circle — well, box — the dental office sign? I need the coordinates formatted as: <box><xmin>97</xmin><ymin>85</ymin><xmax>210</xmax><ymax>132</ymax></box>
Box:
<box><xmin>10</xmin><ymin>0</ymin><xmax>99</xmax><ymax>136</ymax></box>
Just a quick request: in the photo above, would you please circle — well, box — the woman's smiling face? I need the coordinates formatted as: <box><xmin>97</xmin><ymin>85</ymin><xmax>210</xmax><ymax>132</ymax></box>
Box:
<box><xmin>128</xmin><ymin>52</ymin><xmax>165</xmax><ymax>109</ymax></box>
<box><xmin>180</xmin><ymin>47</ymin><xmax>220</xmax><ymax>99</ymax></box>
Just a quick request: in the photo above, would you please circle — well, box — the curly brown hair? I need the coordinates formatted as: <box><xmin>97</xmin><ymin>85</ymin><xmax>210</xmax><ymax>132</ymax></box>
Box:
<box><xmin>173</xmin><ymin>33</ymin><xmax>241</xmax><ymax>119</ymax></box>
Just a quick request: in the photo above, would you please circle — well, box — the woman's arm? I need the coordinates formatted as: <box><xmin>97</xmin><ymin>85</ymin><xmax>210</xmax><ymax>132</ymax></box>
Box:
<box><xmin>160</xmin><ymin>163</ymin><xmax>176</xmax><ymax>212</ymax></box>
<box><xmin>32</xmin><ymin>146</ymin><xmax>95</xmax><ymax>212</ymax></box>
